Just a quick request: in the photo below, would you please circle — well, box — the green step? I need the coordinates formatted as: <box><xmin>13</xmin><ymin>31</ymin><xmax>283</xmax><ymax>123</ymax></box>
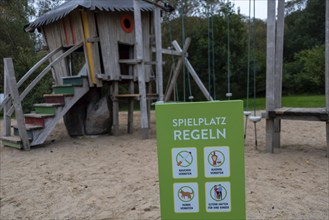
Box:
<box><xmin>33</xmin><ymin>103</ymin><xmax>63</xmax><ymax>115</ymax></box>
<box><xmin>62</xmin><ymin>76</ymin><xmax>84</xmax><ymax>86</ymax></box>
<box><xmin>53</xmin><ymin>85</ymin><xmax>75</xmax><ymax>95</ymax></box>
<box><xmin>1</xmin><ymin>136</ymin><xmax>22</xmax><ymax>149</ymax></box>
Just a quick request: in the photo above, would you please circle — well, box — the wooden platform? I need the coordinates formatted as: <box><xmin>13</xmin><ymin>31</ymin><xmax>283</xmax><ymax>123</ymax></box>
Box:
<box><xmin>267</xmin><ymin>108</ymin><xmax>328</xmax><ymax>122</ymax></box>
<box><xmin>113</xmin><ymin>93</ymin><xmax>158</xmax><ymax>100</ymax></box>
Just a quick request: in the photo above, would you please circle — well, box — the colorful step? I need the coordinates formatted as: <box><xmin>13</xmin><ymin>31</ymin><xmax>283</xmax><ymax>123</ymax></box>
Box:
<box><xmin>62</xmin><ymin>76</ymin><xmax>85</xmax><ymax>86</ymax></box>
<box><xmin>25</xmin><ymin>113</ymin><xmax>54</xmax><ymax>127</ymax></box>
<box><xmin>12</xmin><ymin>124</ymin><xmax>44</xmax><ymax>140</ymax></box>
<box><xmin>53</xmin><ymin>85</ymin><xmax>75</xmax><ymax>95</ymax></box>
<box><xmin>44</xmin><ymin>94</ymin><xmax>71</xmax><ymax>104</ymax></box>
<box><xmin>1</xmin><ymin>136</ymin><xmax>23</xmax><ymax>149</ymax></box>
<box><xmin>34</xmin><ymin>103</ymin><xmax>63</xmax><ymax>115</ymax></box>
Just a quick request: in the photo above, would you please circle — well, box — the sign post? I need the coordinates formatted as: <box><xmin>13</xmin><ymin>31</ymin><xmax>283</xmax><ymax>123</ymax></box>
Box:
<box><xmin>156</xmin><ymin>101</ymin><xmax>246</xmax><ymax>220</ymax></box>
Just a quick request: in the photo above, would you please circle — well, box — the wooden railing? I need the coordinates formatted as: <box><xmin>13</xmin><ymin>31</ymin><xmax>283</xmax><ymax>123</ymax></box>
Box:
<box><xmin>1</xmin><ymin>42</ymin><xmax>83</xmax><ymax>150</ymax></box>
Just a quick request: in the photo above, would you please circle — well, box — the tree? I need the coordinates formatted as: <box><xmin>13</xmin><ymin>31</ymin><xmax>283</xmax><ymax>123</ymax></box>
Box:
<box><xmin>0</xmin><ymin>0</ymin><xmax>63</xmax><ymax>112</ymax></box>
<box><xmin>284</xmin><ymin>0</ymin><xmax>326</xmax><ymax>61</ymax></box>
<box><xmin>0</xmin><ymin>0</ymin><xmax>35</xmax><ymax>93</ymax></box>
<box><xmin>283</xmin><ymin>0</ymin><xmax>326</xmax><ymax>95</ymax></box>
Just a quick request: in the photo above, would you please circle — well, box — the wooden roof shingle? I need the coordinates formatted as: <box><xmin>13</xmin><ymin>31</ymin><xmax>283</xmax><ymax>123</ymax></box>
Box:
<box><xmin>25</xmin><ymin>0</ymin><xmax>154</xmax><ymax>32</ymax></box>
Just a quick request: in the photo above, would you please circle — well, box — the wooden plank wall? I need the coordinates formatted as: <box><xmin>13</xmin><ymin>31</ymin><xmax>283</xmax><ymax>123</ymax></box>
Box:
<box><xmin>42</xmin><ymin>11</ymin><xmax>85</xmax><ymax>84</ymax></box>
<box><xmin>97</xmin><ymin>11</ymin><xmax>152</xmax><ymax>81</ymax></box>
<box><xmin>59</xmin><ymin>11</ymin><xmax>84</xmax><ymax>46</ymax></box>
<box><xmin>43</xmin><ymin>22</ymin><xmax>69</xmax><ymax>84</ymax></box>
<box><xmin>97</xmin><ymin>12</ymin><xmax>122</xmax><ymax>81</ymax></box>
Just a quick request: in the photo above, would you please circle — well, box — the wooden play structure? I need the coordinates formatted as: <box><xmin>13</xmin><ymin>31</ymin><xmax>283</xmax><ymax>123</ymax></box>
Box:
<box><xmin>264</xmin><ymin>0</ymin><xmax>329</xmax><ymax>156</ymax></box>
<box><xmin>0</xmin><ymin>0</ymin><xmax>211</xmax><ymax>150</ymax></box>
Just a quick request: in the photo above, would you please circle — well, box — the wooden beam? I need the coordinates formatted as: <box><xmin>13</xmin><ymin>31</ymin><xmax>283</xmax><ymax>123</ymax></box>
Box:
<box><xmin>151</xmin><ymin>47</ymin><xmax>183</xmax><ymax>57</ymax></box>
<box><xmin>154</xmin><ymin>3</ymin><xmax>164</xmax><ymax>101</ymax></box>
<box><xmin>134</xmin><ymin>0</ymin><xmax>149</xmax><ymax>139</ymax></box>
<box><xmin>4</xmin><ymin>58</ymin><xmax>30</xmax><ymax>150</ymax></box>
<box><xmin>164</xmin><ymin>38</ymin><xmax>191</xmax><ymax>102</ymax></box>
<box><xmin>184</xmin><ymin>58</ymin><xmax>213</xmax><ymax>101</ymax></box>
<box><xmin>273</xmin><ymin>0</ymin><xmax>285</xmax><ymax>149</ymax></box>
<box><xmin>265</xmin><ymin>0</ymin><xmax>277</xmax><ymax>153</ymax></box>
<box><xmin>268</xmin><ymin>108</ymin><xmax>328</xmax><ymax>121</ymax></box>
<box><xmin>2</xmin><ymin>71</ymin><xmax>11</xmax><ymax>136</ymax></box>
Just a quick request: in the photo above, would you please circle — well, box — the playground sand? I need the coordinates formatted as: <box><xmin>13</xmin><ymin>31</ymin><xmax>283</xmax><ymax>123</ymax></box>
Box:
<box><xmin>0</xmin><ymin>111</ymin><xmax>328</xmax><ymax>220</ymax></box>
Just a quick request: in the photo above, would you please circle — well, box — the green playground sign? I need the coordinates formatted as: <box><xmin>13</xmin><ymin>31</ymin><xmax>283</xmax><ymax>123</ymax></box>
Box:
<box><xmin>156</xmin><ymin>101</ymin><xmax>246</xmax><ymax>220</ymax></box>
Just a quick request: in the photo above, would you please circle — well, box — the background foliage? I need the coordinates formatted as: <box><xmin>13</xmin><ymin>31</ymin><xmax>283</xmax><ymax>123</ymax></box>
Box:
<box><xmin>0</xmin><ymin>0</ymin><xmax>326</xmax><ymax>111</ymax></box>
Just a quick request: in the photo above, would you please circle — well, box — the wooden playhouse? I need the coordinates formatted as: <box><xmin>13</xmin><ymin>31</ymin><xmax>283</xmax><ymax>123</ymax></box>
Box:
<box><xmin>1</xmin><ymin>0</ymin><xmax>170</xmax><ymax>150</ymax></box>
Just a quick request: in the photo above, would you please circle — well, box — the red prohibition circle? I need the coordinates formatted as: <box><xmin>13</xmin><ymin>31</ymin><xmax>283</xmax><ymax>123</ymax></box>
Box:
<box><xmin>120</xmin><ymin>15</ymin><xmax>134</xmax><ymax>33</ymax></box>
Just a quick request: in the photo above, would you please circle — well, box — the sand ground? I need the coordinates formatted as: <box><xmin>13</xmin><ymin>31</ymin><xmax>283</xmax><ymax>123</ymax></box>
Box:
<box><xmin>0</xmin><ymin>111</ymin><xmax>328</xmax><ymax>220</ymax></box>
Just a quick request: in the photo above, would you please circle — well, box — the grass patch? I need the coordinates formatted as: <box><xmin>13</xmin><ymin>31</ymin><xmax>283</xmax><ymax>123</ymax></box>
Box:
<box><xmin>242</xmin><ymin>95</ymin><xmax>325</xmax><ymax>110</ymax></box>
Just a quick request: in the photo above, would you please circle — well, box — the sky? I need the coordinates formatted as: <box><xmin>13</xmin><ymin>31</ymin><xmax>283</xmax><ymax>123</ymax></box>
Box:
<box><xmin>231</xmin><ymin>0</ymin><xmax>269</xmax><ymax>20</ymax></box>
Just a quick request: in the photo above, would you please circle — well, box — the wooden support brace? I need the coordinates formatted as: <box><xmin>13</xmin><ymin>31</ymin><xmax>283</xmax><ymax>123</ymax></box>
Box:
<box><xmin>170</xmin><ymin>40</ymin><xmax>213</xmax><ymax>101</ymax></box>
<box><xmin>164</xmin><ymin>38</ymin><xmax>191</xmax><ymax>102</ymax></box>
<box><xmin>4</xmin><ymin>58</ymin><xmax>30</xmax><ymax>150</ymax></box>
<box><xmin>183</xmin><ymin>57</ymin><xmax>213</xmax><ymax>101</ymax></box>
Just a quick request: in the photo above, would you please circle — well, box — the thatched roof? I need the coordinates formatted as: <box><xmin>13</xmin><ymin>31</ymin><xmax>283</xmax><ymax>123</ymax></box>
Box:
<box><xmin>25</xmin><ymin>0</ymin><xmax>155</xmax><ymax>32</ymax></box>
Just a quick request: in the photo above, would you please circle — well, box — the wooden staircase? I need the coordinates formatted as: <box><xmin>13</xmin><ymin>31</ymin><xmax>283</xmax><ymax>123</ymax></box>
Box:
<box><xmin>1</xmin><ymin>75</ymin><xmax>89</xmax><ymax>149</ymax></box>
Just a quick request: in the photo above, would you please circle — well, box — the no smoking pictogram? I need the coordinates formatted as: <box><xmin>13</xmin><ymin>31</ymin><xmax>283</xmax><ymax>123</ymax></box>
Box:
<box><xmin>172</xmin><ymin>148</ymin><xmax>198</xmax><ymax>178</ymax></box>
<box><xmin>176</xmin><ymin>151</ymin><xmax>193</xmax><ymax>167</ymax></box>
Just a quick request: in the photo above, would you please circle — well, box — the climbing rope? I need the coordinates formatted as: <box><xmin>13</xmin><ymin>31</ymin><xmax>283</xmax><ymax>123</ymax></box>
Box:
<box><xmin>244</xmin><ymin>0</ymin><xmax>252</xmax><ymax>140</ymax></box>
<box><xmin>211</xmin><ymin>14</ymin><xmax>217</xmax><ymax>100</ymax></box>
<box><xmin>207</xmin><ymin>5</ymin><xmax>212</xmax><ymax>99</ymax></box>
<box><xmin>226</xmin><ymin>1</ymin><xmax>232</xmax><ymax>99</ymax></box>
<box><xmin>247</xmin><ymin>0</ymin><xmax>262</xmax><ymax>147</ymax></box>
<box><xmin>207</xmin><ymin>3</ymin><xmax>217</xmax><ymax>101</ymax></box>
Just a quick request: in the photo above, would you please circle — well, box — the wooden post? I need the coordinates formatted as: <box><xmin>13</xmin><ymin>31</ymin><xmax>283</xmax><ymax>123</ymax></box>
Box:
<box><xmin>154</xmin><ymin>2</ymin><xmax>164</xmax><ymax>101</ymax></box>
<box><xmin>3</xmin><ymin>68</ymin><xmax>11</xmax><ymax>136</ymax></box>
<box><xmin>265</xmin><ymin>0</ymin><xmax>277</xmax><ymax>153</ymax></box>
<box><xmin>127</xmin><ymin>80</ymin><xmax>135</xmax><ymax>134</ymax></box>
<box><xmin>325</xmin><ymin>0</ymin><xmax>329</xmax><ymax>157</ymax></box>
<box><xmin>273</xmin><ymin>0</ymin><xmax>285</xmax><ymax>149</ymax></box>
<box><xmin>134</xmin><ymin>0</ymin><xmax>149</xmax><ymax>139</ymax></box>
<box><xmin>4</xmin><ymin>58</ymin><xmax>30</xmax><ymax>150</ymax></box>
<box><xmin>164</xmin><ymin>38</ymin><xmax>191</xmax><ymax>102</ymax></box>
<box><xmin>112</xmin><ymin>82</ymin><xmax>120</xmax><ymax>135</ymax></box>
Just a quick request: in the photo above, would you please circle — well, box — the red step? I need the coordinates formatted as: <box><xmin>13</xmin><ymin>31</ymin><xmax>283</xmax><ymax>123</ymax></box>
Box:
<box><xmin>24</xmin><ymin>113</ymin><xmax>54</xmax><ymax>127</ymax></box>
<box><xmin>43</xmin><ymin>94</ymin><xmax>72</xmax><ymax>104</ymax></box>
